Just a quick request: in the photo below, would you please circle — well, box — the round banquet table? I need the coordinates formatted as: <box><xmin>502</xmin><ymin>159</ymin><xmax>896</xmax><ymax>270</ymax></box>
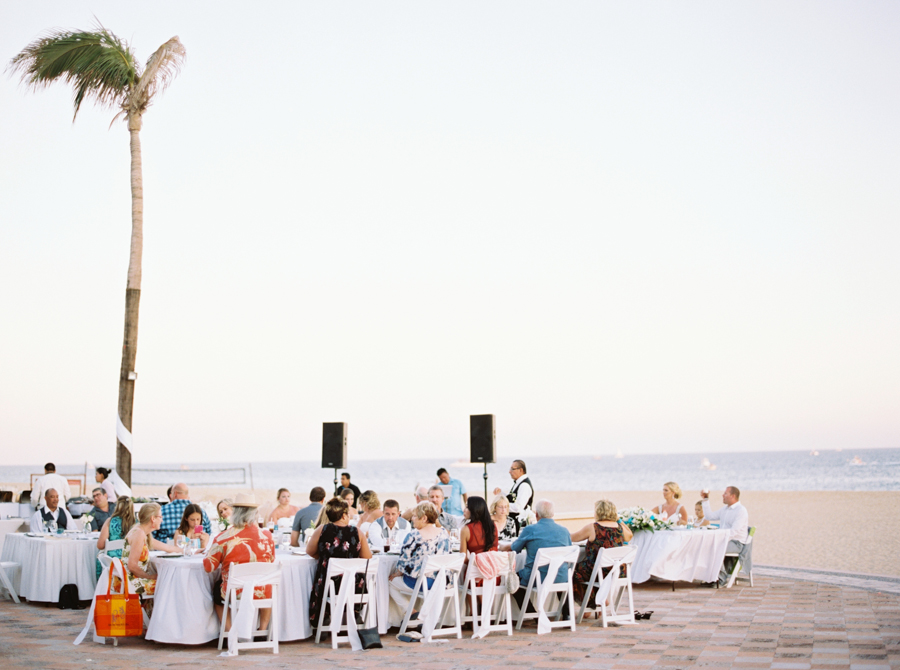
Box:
<box><xmin>630</xmin><ymin>527</ymin><xmax>731</xmax><ymax>584</ymax></box>
<box><xmin>0</xmin><ymin>532</ymin><xmax>99</xmax><ymax>601</ymax></box>
<box><xmin>145</xmin><ymin>550</ymin><xmax>317</xmax><ymax>645</ymax></box>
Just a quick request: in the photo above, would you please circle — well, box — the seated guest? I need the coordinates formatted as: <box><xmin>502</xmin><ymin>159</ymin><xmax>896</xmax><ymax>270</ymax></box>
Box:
<box><xmin>571</xmin><ymin>500</ymin><xmax>633</xmax><ymax>604</ymax></box>
<box><xmin>695</xmin><ymin>500</ymin><xmax>705</xmax><ymax>524</ymax></box>
<box><xmin>402</xmin><ymin>486</ymin><xmax>463</xmax><ymax>530</ymax></box>
<box><xmin>291</xmin><ymin>487</ymin><xmax>326</xmax><ymax>546</ymax></box>
<box><xmin>307</xmin><ymin>497</ymin><xmax>372</xmax><ymax>629</ymax></box>
<box><xmin>356</xmin><ymin>490</ymin><xmax>383</xmax><ymax>535</ymax></box>
<box><xmin>154</xmin><ymin>483</ymin><xmax>211</xmax><ymax>542</ymax></box>
<box><xmin>335</xmin><ymin>472</ymin><xmax>362</xmax><ymax>507</ymax></box>
<box><xmin>490</xmin><ymin>495</ymin><xmax>517</xmax><ymax>541</ymax></box>
<box><xmin>651</xmin><ymin>482</ymin><xmax>688</xmax><ymax>525</ymax></box>
<box><xmin>388</xmin><ymin>502</ymin><xmax>450</xmax><ymax>625</ymax></box>
<box><xmin>460</xmin><ymin>496</ymin><xmax>498</xmax><ymax>556</ymax></box>
<box><xmin>217</xmin><ymin>499</ymin><xmax>234</xmax><ymax>530</ymax></box>
<box><xmin>504</xmin><ymin>499</ymin><xmax>571</xmax><ymax>589</ymax></box>
<box><xmin>203</xmin><ymin>494</ymin><xmax>276</xmax><ymax>631</ymax></box>
<box><xmin>339</xmin><ymin>488</ymin><xmax>358</xmax><ymax>524</ymax></box>
<box><xmin>29</xmin><ymin>488</ymin><xmax>75</xmax><ymax>532</ymax></box>
<box><xmin>94</xmin><ymin>467</ymin><xmax>118</xmax><ymax>505</ymax></box>
<box><xmin>174</xmin><ymin>503</ymin><xmax>210</xmax><ymax>548</ymax></box>
<box><xmin>119</xmin><ymin>503</ymin><xmax>173</xmax><ymax>614</ymax></box>
<box><xmin>88</xmin><ymin>487</ymin><xmax>114</xmax><ymax>531</ymax></box>
<box><xmin>96</xmin><ymin>497</ymin><xmax>135</xmax><ymax>578</ymax></box>
<box><xmin>414</xmin><ymin>485</ymin><xmax>429</xmax><ymax>503</ymax></box>
<box><xmin>701</xmin><ymin>486</ymin><xmax>750</xmax><ymax>586</ymax></box>
<box><xmin>367</xmin><ymin>499</ymin><xmax>410</xmax><ymax>550</ymax></box>
<box><xmin>267</xmin><ymin>488</ymin><xmax>299</xmax><ymax>526</ymax></box>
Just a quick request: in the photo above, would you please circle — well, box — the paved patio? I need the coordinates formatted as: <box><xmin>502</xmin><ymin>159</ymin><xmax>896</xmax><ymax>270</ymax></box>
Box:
<box><xmin>2</xmin><ymin>572</ymin><xmax>898</xmax><ymax>670</ymax></box>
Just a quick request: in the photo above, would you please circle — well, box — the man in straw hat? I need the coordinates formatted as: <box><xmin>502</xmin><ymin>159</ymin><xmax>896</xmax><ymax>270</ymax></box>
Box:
<box><xmin>203</xmin><ymin>493</ymin><xmax>276</xmax><ymax>632</ymax></box>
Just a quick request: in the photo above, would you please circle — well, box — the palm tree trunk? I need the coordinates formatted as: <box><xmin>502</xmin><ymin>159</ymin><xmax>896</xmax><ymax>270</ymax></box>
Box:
<box><xmin>116</xmin><ymin>116</ymin><xmax>144</xmax><ymax>486</ymax></box>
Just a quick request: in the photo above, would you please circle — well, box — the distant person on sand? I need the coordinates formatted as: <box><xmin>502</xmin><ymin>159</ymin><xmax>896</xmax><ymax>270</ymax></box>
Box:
<box><xmin>335</xmin><ymin>472</ymin><xmax>361</xmax><ymax>507</ymax></box>
<box><xmin>291</xmin><ymin>487</ymin><xmax>326</xmax><ymax>546</ymax></box>
<box><xmin>700</xmin><ymin>486</ymin><xmax>750</xmax><ymax>587</ymax></box>
<box><xmin>437</xmin><ymin>467</ymin><xmax>467</xmax><ymax>516</ymax></box>
<box><xmin>30</xmin><ymin>488</ymin><xmax>75</xmax><ymax>532</ymax></box>
<box><xmin>154</xmin><ymin>483</ymin><xmax>211</xmax><ymax>542</ymax></box>
<box><xmin>31</xmin><ymin>463</ymin><xmax>71</xmax><ymax>509</ymax></box>
<box><xmin>493</xmin><ymin>459</ymin><xmax>534</xmax><ymax>535</ymax></box>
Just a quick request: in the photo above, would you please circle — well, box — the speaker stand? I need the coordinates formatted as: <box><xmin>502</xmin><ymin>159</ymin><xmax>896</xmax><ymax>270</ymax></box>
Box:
<box><xmin>483</xmin><ymin>463</ymin><xmax>489</xmax><ymax>501</ymax></box>
<box><xmin>333</xmin><ymin>468</ymin><xmax>339</xmax><ymax>496</ymax></box>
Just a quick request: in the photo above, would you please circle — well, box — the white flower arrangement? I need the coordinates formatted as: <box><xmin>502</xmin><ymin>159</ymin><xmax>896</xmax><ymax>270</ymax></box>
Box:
<box><xmin>519</xmin><ymin>509</ymin><xmax>538</xmax><ymax>528</ymax></box>
<box><xmin>80</xmin><ymin>513</ymin><xmax>94</xmax><ymax>529</ymax></box>
<box><xmin>618</xmin><ymin>506</ymin><xmax>673</xmax><ymax>532</ymax></box>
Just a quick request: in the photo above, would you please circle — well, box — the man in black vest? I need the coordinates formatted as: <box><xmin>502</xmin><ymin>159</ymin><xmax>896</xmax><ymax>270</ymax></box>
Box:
<box><xmin>29</xmin><ymin>488</ymin><xmax>75</xmax><ymax>533</ymax></box>
<box><xmin>493</xmin><ymin>459</ymin><xmax>534</xmax><ymax>533</ymax></box>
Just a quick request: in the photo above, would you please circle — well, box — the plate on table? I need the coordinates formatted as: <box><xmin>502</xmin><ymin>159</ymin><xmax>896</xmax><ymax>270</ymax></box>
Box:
<box><xmin>290</xmin><ymin>548</ymin><xmax>306</xmax><ymax>555</ymax></box>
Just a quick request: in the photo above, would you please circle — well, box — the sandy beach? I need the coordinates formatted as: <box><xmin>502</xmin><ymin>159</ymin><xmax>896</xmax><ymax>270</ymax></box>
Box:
<box><xmin>5</xmin><ymin>482</ymin><xmax>898</xmax><ymax>577</ymax></box>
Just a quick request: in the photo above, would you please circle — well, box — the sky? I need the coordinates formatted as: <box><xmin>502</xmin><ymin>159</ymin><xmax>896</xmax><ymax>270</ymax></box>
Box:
<box><xmin>1</xmin><ymin>2</ymin><xmax>898</xmax><ymax>467</ymax></box>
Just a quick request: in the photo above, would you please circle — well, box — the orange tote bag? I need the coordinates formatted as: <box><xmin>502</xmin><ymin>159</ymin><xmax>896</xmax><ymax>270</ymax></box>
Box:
<box><xmin>94</xmin><ymin>559</ymin><xmax>143</xmax><ymax>637</ymax></box>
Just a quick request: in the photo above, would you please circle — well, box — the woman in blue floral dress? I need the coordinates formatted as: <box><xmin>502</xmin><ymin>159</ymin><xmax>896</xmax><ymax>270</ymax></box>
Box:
<box><xmin>307</xmin><ymin>497</ymin><xmax>372</xmax><ymax>628</ymax></box>
<box><xmin>95</xmin><ymin>497</ymin><xmax>135</xmax><ymax>578</ymax></box>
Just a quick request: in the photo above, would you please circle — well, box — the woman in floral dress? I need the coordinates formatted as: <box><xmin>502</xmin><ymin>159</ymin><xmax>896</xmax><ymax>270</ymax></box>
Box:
<box><xmin>203</xmin><ymin>494</ymin><xmax>276</xmax><ymax>631</ymax></box>
<box><xmin>571</xmin><ymin>500</ymin><xmax>633</xmax><ymax>605</ymax></box>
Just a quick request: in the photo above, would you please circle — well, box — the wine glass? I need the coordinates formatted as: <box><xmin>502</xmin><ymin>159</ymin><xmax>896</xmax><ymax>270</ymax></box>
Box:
<box><xmin>175</xmin><ymin>535</ymin><xmax>187</xmax><ymax>554</ymax></box>
<box><xmin>281</xmin><ymin>531</ymin><xmax>291</xmax><ymax>553</ymax></box>
<box><xmin>450</xmin><ymin>528</ymin><xmax>460</xmax><ymax>549</ymax></box>
<box><xmin>49</xmin><ymin>520</ymin><xmax>58</xmax><ymax>535</ymax></box>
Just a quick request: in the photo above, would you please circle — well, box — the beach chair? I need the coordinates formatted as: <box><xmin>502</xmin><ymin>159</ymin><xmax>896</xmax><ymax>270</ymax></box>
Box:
<box><xmin>0</xmin><ymin>561</ymin><xmax>20</xmax><ymax>603</ymax></box>
<box><xmin>314</xmin><ymin>558</ymin><xmax>377</xmax><ymax>649</ymax></box>
<box><xmin>576</xmin><ymin>546</ymin><xmax>637</xmax><ymax>626</ymax></box>
<box><xmin>723</xmin><ymin>526</ymin><xmax>756</xmax><ymax>588</ymax></box>
<box><xmin>461</xmin><ymin>552</ymin><xmax>513</xmax><ymax>638</ymax></box>
<box><xmin>516</xmin><ymin>546</ymin><xmax>579</xmax><ymax>634</ymax></box>
<box><xmin>399</xmin><ymin>553</ymin><xmax>465</xmax><ymax>641</ymax></box>
<box><xmin>218</xmin><ymin>562</ymin><xmax>282</xmax><ymax>655</ymax></box>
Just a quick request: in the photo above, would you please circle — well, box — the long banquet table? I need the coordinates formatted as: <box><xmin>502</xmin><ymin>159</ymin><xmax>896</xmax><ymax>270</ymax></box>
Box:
<box><xmin>0</xmin><ymin>532</ymin><xmax>99</xmax><ymax>601</ymax></box>
<box><xmin>0</xmin><ymin>518</ymin><xmax>27</xmax><ymax>553</ymax></box>
<box><xmin>629</xmin><ymin>527</ymin><xmax>731</xmax><ymax>584</ymax></box>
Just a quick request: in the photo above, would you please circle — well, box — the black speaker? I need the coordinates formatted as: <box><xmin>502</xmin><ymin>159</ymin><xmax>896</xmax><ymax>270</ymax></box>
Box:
<box><xmin>322</xmin><ymin>422</ymin><xmax>347</xmax><ymax>469</ymax></box>
<box><xmin>469</xmin><ymin>414</ymin><xmax>496</xmax><ymax>463</ymax></box>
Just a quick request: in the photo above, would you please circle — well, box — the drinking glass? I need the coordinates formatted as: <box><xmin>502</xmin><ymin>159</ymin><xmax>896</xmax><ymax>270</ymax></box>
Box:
<box><xmin>176</xmin><ymin>535</ymin><xmax>187</xmax><ymax>554</ymax></box>
<box><xmin>281</xmin><ymin>531</ymin><xmax>291</xmax><ymax>553</ymax></box>
<box><xmin>390</xmin><ymin>528</ymin><xmax>399</xmax><ymax>553</ymax></box>
<box><xmin>450</xmin><ymin>528</ymin><xmax>460</xmax><ymax>549</ymax></box>
<box><xmin>686</xmin><ymin>516</ymin><xmax>694</xmax><ymax>530</ymax></box>
<box><xmin>383</xmin><ymin>528</ymin><xmax>391</xmax><ymax>553</ymax></box>
<box><xmin>49</xmin><ymin>520</ymin><xmax>58</xmax><ymax>534</ymax></box>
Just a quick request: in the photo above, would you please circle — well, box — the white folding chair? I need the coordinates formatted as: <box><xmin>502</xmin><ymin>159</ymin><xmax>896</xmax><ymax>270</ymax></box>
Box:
<box><xmin>576</xmin><ymin>546</ymin><xmax>637</xmax><ymax>626</ymax></box>
<box><xmin>0</xmin><ymin>561</ymin><xmax>21</xmax><ymax>603</ymax></box>
<box><xmin>399</xmin><ymin>554</ymin><xmax>465</xmax><ymax>640</ymax></box>
<box><xmin>515</xmin><ymin>546</ymin><xmax>579</xmax><ymax>633</ymax></box>
<box><xmin>314</xmin><ymin>558</ymin><xmax>377</xmax><ymax>648</ymax></box>
<box><xmin>97</xmin><ymin>539</ymin><xmax>125</xmax><ymax>572</ymax></box>
<box><xmin>217</xmin><ymin>562</ymin><xmax>282</xmax><ymax>655</ymax></box>
<box><xmin>723</xmin><ymin>526</ymin><xmax>756</xmax><ymax>588</ymax></box>
<box><xmin>460</xmin><ymin>552</ymin><xmax>513</xmax><ymax>637</ymax></box>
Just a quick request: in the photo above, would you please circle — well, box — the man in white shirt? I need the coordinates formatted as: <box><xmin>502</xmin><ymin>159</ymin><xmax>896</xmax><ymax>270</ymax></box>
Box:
<box><xmin>30</xmin><ymin>489</ymin><xmax>75</xmax><ymax>533</ymax></box>
<box><xmin>367</xmin><ymin>499</ymin><xmax>410</xmax><ymax>549</ymax></box>
<box><xmin>701</xmin><ymin>486</ymin><xmax>750</xmax><ymax>586</ymax></box>
<box><xmin>31</xmin><ymin>463</ymin><xmax>72</xmax><ymax>510</ymax></box>
<box><xmin>493</xmin><ymin>459</ymin><xmax>534</xmax><ymax>534</ymax></box>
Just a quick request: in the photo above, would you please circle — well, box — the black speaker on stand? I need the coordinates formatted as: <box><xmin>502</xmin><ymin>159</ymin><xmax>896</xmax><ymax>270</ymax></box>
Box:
<box><xmin>322</xmin><ymin>422</ymin><xmax>347</xmax><ymax>496</ymax></box>
<box><xmin>470</xmin><ymin>414</ymin><xmax>495</xmax><ymax>500</ymax></box>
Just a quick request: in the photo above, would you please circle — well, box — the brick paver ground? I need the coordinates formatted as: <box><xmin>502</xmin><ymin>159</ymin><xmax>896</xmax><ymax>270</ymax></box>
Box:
<box><xmin>2</xmin><ymin>576</ymin><xmax>899</xmax><ymax>670</ymax></box>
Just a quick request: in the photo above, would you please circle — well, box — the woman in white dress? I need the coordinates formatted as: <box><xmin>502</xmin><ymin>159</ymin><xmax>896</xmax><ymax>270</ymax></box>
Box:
<box><xmin>652</xmin><ymin>482</ymin><xmax>688</xmax><ymax>525</ymax></box>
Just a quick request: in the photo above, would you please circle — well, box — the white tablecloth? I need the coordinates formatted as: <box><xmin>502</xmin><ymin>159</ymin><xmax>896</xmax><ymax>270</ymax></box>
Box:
<box><xmin>0</xmin><ymin>532</ymin><xmax>99</xmax><ymax>601</ymax></box>
<box><xmin>630</xmin><ymin>528</ymin><xmax>730</xmax><ymax>583</ymax></box>
<box><xmin>0</xmin><ymin>519</ymin><xmax>27</xmax><ymax>553</ymax></box>
<box><xmin>145</xmin><ymin>549</ymin><xmax>316</xmax><ymax>645</ymax></box>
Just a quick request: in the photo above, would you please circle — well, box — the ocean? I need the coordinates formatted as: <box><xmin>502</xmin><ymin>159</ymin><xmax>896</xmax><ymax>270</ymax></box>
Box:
<box><xmin>2</xmin><ymin>447</ymin><xmax>897</xmax><ymax>497</ymax></box>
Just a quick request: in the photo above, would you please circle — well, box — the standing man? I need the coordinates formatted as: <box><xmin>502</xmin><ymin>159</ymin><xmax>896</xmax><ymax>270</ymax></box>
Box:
<box><xmin>437</xmin><ymin>467</ymin><xmax>467</xmax><ymax>516</ymax></box>
<box><xmin>700</xmin><ymin>486</ymin><xmax>750</xmax><ymax>586</ymax></box>
<box><xmin>154</xmin><ymin>483</ymin><xmax>212</xmax><ymax>542</ymax></box>
<box><xmin>493</xmin><ymin>459</ymin><xmax>534</xmax><ymax>534</ymax></box>
<box><xmin>31</xmin><ymin>463</ymin><xmax>72</xmax><ymax>509</ymax></box>
<box><xmin>30</xmin><ymin>489</ymin><xmax>75</xmax><ymax>532</ymax></box>
<box><xmin>291</xmin><ymin>487</ymin><xmax>326</xmax><ymax>546</ymax></box>
<box><xmin>88</xmin><ymin>487</ymin><xmax>113</xmax><ymax>531</ymax></box>
<box><xmin>335</xmin><ymin>472</ymin><xmax>361</xmax><ymax>507</ymax></box>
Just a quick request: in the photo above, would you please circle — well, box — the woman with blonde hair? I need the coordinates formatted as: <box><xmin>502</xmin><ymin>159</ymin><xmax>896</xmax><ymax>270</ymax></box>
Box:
<box><xmin>118</xmin><ymin>503</ymin><xmax>174</xmax><ymax>613</ymax></box>
<box><xmin>267</xmin><ymin>488</ymin><xmax>299</xmax><ymax>525</ymax></box>
<box><xmin>652</xmin><ymin>482</ymin><xmax>688</xmax><ymax>525</ymax></box>
<box><xmin>356</xmin><ymin>490</ymin><xmax>383</xmax><ymax>534</ymax></box>
<box><xmin>490</xmin><ymin>494</ymin><xmax>517</xmax><ymax>540</ymax></box>
<box><xmin>571</xmin><ymin>500</ymin><xmax>633</xmax><ymax>605</ymax></box>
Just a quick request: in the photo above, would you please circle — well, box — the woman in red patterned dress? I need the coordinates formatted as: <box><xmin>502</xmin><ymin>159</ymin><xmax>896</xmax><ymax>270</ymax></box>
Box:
<box><xmin>203</xmin><ymin>493</ymin><xmax>275</xmax><ymax>632</ymax></box>
<box><xmin>571</xmin><ymin>500</ymin><xmax>633</xmax><ymax>605</ymax></box>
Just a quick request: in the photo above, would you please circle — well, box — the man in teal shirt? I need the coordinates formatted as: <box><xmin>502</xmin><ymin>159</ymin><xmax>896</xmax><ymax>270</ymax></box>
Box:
<box><xmin>437</xmin><ymin>468</ymin><xmax>467</xmax><ymax>516</ymax></box>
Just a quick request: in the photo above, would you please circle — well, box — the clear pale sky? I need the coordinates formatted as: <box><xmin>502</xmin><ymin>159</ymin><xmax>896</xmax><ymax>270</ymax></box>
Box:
<box><xmin>1</xmin><ymin>2</ymin><xmax>898</xmax><ymax>466</ymax></box>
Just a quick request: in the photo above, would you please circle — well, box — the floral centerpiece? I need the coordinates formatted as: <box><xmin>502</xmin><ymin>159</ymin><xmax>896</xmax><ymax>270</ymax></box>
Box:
<box><xmin>518</xmin><ymin>508</ymin><xmax>538</xmax><ymax>529</ymax></box>
<box><xmin>80</xmin><ymin>513</ymin><xmax>94</xmax><ymax>531</ymax></box>
<box><xmin>618</xmin><ymin>506</ymin><xmax>673</xmax><ymax>532</ymax></box>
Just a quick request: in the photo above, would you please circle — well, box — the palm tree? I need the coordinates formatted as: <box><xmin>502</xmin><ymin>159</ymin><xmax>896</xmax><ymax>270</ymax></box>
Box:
<box><xmin>10</xmin><ymin>26</ymin><xmax>186</xmax><ymax>486</ymax></box>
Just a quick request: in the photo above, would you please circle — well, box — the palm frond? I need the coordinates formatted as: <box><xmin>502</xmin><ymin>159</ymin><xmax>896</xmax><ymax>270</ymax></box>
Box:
<box><xmin>130</xmin><ymin>36</ymin><xmax>186</xmax><ymax>114</ymax></box>
<box><xmin>9</xmin><ymin>28</ymin><xmax>138</xmax><ymax>120</ymax></box>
